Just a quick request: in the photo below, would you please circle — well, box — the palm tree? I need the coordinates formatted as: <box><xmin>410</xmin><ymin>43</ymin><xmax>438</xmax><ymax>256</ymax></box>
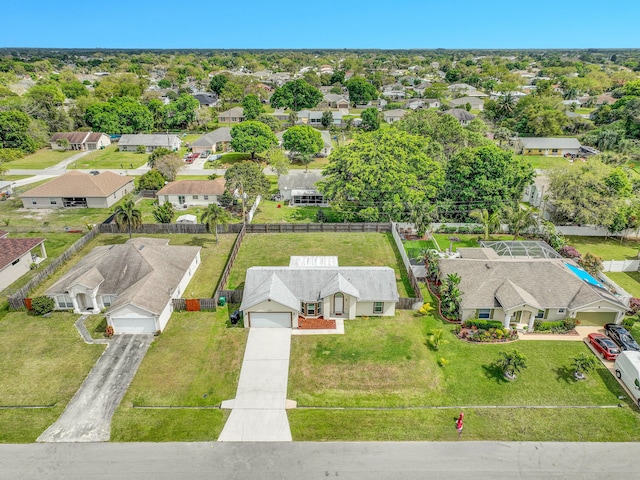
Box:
<box><xmin>503</xmin><ymin>205</ymin><xmax>538</xmax><ymax>240</ymax></box>
<box><xmin>114</xmin><ymin>200</ymin><xmax>142</xmax><ymax>239</ymax></box>
<box><xmin>495</xmin><ymin>350</ymin><xmax>527</xmax><ymax>381</ymax></box>
<box><xmin>200</xmin><ymin>204</ymin><xmax>231</xmax><ymax>243</ymax></box>
<box><xmin>469</xmin><ymin>208</ymin><xmax>501</xmax><ymax>241</ymax></box>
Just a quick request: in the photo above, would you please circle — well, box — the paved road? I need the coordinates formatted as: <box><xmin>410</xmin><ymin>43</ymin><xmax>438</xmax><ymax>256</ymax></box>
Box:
<box><xmin>1</xmin><ymin>441</ymin><xmax>639</xmax><ymax>479</ymax></box>
<box><xmin>37</xmin><ymin>334</ymin><xmax>153</xmax><ymax>443</ymax></box>
<box><xmin>219</xmin><ymin>328</ymin><xmax>292</xmax><ymax>441</ymax></box>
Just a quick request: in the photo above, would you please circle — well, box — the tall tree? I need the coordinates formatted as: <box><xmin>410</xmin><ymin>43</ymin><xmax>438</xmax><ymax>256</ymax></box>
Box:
<box><xmin>162</xmin><ymin>94</ymin><xmax>199</xmax><ymax>129</ymax></box>
<box><xmin>200</xmin><ymin>204</ymin><xmax>231</xmax><ymax>243</ymax></box>
<box><xmin>224</xmin><ymin>161</ymin><xmax>270</xmax><ymax>200</ymax></box>
<box><xmin>114</xmin><ymin>200</ymin><xmax>142</xmax><ymax>239</ymax></box>
<box><xmin>241</xmin><ymin>94</ymin><xmax>264</xmax><ymax>121</ymax></box>
<box><xmin>266</xmin><ymin>147</ymin><xmax>291</xmax><ymax>178</ymax></box>
<box><xmin>503</xmin><ymin>205</ymin><xmax>538</xmax><ymax>240</ymax></box>
<box><xmin>321</xmin><ymin>110</ymin><xmax>333</xmax><ymax>128</ymax></box>
<box><xmin>360</xmin><ymin>107</ymin><xmax>380</xmax><ymax>131</ymax></box>
<box><xmin>282</xmin><ymin>125</ymin><xmax>324</xmax><ymax>172</ymax></box>
<box><xmin>209</xmin><ymin>74</ymin><xmax>228</xmax><ymax>96</ymax></box>
<box><xmin>270</xmin><ymin>79</ymin><xmax>322</xmax><ymax>112</ymax></box>
<box><xmin>154</xmin><ymin>153</ymin><xmax>183</xmax><ymax>181</ymax></box>
<box><xmin>346</xmin><ymin>77</ymin><xmax>378</xmax><ymax>106</ymax></box>
<box><xmin>230</xmin><ymin>121</ymin><xmax>278</xmax><ymax>159</ymax></box>
<box><xmin>470</xmin><ymin>208</ymin><xmax>502</xmax><ymax>240</ymax></box>
<box><xmin>0</xmin><ymin>110</ymin><xmax>38</xmax><ymax>153</ymax></box>
<box><xmin>85</xmin><ymin>97</ymin><xmax>153</xmax><ymax>134</ymax></box>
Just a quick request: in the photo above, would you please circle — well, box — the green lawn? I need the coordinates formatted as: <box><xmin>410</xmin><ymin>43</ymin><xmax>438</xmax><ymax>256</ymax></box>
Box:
<box><xmin>432</xmin><ymin>233</ymin><xmax>512</xmax><ymax>252</ymax></box>
<box><xmin>517</xmin><ymin>154</ymin><xmax>572</xmax><ymax>171</ymax></box>
<box><xmin>566</xmin><ymin>236</ymin><xmax>640</xmax><ymax>260</ymax></box>
<box><xmin>0</xmin><ymin>312</ymin><xmax>105</xmax><ymax>442</ymax></box>
<box><xmin>604</xmin><ymin>271</ymin><xmax>640</xmax><ymax>298</ymax></box>
<box><xmin>5</xmin><ymin>149</ymin><xmax>79</xmax><ymax>169</ymax></box>
<box><xmin>251</xmin><ymin>200</ymin><xmax>339</xmax><ymax>223</ymax></box>
<box><xmin>111</xmin><ymin>309</ymin><xmax>247</xmax><ymax>441</ymax></box>
<box><xmin>67</xmin><ymin>144</ymin><xmax>148</xmax><ymax>170</ymax></box>
<box><xmin>287</xmin><ymin>311</ymin><xmax>640</xmax><ymax>441</ymax></box>
<box><xmin>226</xmin><ymin>232</ymin><xmax>414</xmax><ymax>297</ymax></box>
<box><xmin>403</xmin><ymin>239</ymin><xmax>436</xmax><ymax>260</ymax></box>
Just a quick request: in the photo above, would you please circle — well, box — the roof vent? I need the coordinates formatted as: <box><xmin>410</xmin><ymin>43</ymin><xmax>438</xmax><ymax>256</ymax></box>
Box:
<box><xmin>485</xmin><ymin>264</ymin><xmax>491</xmax><ymax>269</ymax></box>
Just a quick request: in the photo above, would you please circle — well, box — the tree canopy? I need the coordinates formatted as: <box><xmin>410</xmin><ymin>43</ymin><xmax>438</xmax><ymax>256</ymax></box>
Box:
<box><xmin>282</xmin><ymin>125</ymin><xmax>323</xmax><ymax>170</ymax></box>
<box><xmin>270</xmin><ymin>79</ymin><xmax>322</xmax><ymax>111</ymax></box>
<box><xmin>241</xmin><ymin>93</ymin><xmax>264</xmax><ymax>121</ymax></box>
<box><xmin>224</xmin><ymin>161</ymin><xmax>270</xmax><ymax>200</ymax></box>
<box><xmin>346</xmin><ymin>77</ymin><xmax>378</xmax><ymax>106</ymax></box>
<box><xmin>85</xmin><ymin>96</ymin><xmax>153</xmax><ymax>134</ymax></box>
<box><xmin>230</xmin><ymin>121</ymin><xmax>278</xmax><ymax>159</ymax></box>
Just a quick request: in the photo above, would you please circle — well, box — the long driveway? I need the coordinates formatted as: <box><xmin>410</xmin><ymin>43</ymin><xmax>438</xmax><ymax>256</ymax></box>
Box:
<box><xmin>218</xmin><ymin>328</ymin><xmax>292</xmax><ymax>441</ymax></box>
<box><xmin>37</xmin><ymin>334</ymin><xmax>153</xmax><ymax>443</ymax></box>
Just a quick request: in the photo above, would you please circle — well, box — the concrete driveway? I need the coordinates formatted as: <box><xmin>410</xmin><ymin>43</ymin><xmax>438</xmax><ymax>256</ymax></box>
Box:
<box><xmin>37</xmin><ymin>334</ymin><xmax>153</xmax><ymax>443</ymax></box>
<box><xmin>218</xmin><ymin>328</ymin><xmax>293</xmax><ymax>441</ymax></box>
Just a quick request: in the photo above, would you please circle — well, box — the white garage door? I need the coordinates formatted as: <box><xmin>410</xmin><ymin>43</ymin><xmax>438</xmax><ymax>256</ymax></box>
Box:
<box><xmin>249</xmin><ymin>312</ymin><xmax>292</xmax><ymax>328</ymax></box>
<box><xmin>111</xmin><ymin>317</ymin><xmax>157</xmax><ymax>334</ymax></box>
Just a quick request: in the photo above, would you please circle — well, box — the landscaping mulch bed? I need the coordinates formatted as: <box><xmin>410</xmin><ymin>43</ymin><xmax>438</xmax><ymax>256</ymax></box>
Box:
<box><xmin>298</xmin><ymin>317</ymin><xmax>336</xmax><ymax>330</ymax></box>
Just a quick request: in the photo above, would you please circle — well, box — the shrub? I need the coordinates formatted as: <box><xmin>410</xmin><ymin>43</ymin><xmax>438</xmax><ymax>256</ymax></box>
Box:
<box><xmin>623</xmin><ymin>317</ymin><xmax>636</xmax><ymax>328</ymax></box>
<box><xmin>438</xmin><ymin>357</ymin><xmax>450</xmax><ymax>367</ymax></box>
<box><xmin>464</xmin><ymin>319</ymin><xmax>503</xmax><ymax>330</ymax></box>
<box><xmin>30</xmin><ymin>296</ymin><xmax>55</xmax><ymax>316</ymax></box>
<box><xmin>535</xmin><ymin>320</ymin><xmax>564</xmax><ymax>331</ymax></box>
<box><xmin>628</xmin><ymin>298</ymin><xmax>640</xmax><ymax>315</ymax></box>
<box><xmin>562</xmin><ymin>319</ymin><xmax>576</xmax><ymax>331</ymax></box>
<box><xmin>559</xmin><ymin>245</ymin><xmax>582</xmax><ymax>259</ymax></box>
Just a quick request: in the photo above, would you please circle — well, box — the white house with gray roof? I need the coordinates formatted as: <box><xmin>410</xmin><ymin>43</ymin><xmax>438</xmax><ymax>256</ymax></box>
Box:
<box><xmin>118</xmin><ymin>134</ymin><xmax>181</xmax><ymax>153</ymax></box>
<box><xmin>240</xmin><ymin>256</ymin><xmax>399</xmax><ymax>328</ymax></box>
<box><xmin>518</xmin><ymin>137</ymin><xmax>581</xmax><ymax>157</ymax></box>
<box><xmin>438</xmin><ymin>248</ymin><xmax>627</xmax><ymax>330</ymax></box>
<box><xmin>278</xmin><ymin>172</ymin><xmax>326</xmax><ymax>206</ymax></box>
<box><xmin>46</xmin><ymin>238</ymin><xmax>201</xmax><ymax>334</ymax></box>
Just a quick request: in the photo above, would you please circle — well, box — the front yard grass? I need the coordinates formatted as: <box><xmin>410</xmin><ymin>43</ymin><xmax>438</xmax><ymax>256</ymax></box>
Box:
<box><xmin>111</xmin><ymin>308</ymin><xmax>247</xmax><ymax>441</ymax></box>
<box><xmin>517</xmin><ymin>154</ymin><xmax>573</xmax><ymax>171</ymax></box>
<box><xmin>604</xmin><ymin>271</ymin><xmax>640</xmax><ymax>298</ymax></box>
<box><xmin>0</xmin><ymin>312</ymin><xmax>105</xmax><ymax>442</ymax></box>
<box><xmin>566</xmin><ymin>236</ymin><xmax>640</xmax><ymax>260</ymax></box>
<box><xmin>66</xmin><ymin>144</ymin><xmax>147</xmax><ymax>170</ymax></box>
<box><xmin>0</xmin><ymin>197</ymin><xmax>112</xmax><ymax>230</ymax></box>
<box><xmin>287</xmin><ymin>310</ymin><xmax>640</xmax><ymax>441</ymax></box>
<box><xmin>226</xmin><ymin>232</ymin><xmax>414</xmax><ymax>297</ymax></box>
<box><xmin>5</xmin><ymin>148</ymin><xmax>79</xmax><ymax>169</ymax></box>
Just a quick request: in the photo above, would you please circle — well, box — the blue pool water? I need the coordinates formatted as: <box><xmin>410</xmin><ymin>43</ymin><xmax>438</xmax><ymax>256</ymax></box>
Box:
<box><xmin>564</xmin><ymin>262</ymin><xmax>604</xmax><ymax>288</ymax></box>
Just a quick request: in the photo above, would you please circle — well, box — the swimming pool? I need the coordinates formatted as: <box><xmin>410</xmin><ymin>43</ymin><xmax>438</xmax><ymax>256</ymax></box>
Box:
<box><xmin>564</xmin><ymin>262</ymin><xmax>604</xmax><ymax>288</ymax></box>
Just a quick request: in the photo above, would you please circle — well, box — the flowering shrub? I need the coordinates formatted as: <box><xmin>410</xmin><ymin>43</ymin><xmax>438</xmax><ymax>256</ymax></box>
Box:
<box><xmin>559</xmin><ymin>245</ymin><xmax>582</xmax><ymax>259</ymax></box>
<box><xmin>628</xmin><ymin>298</ymin><xmax>640</xmax><ymax>315</ymax></box>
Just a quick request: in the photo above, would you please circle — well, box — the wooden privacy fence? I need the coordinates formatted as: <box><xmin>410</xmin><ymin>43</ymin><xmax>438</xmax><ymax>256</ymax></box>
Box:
<box><xmin>214</xmin><ymin>225</ymin><xmax>247</xmax><ymax>306</ymax></box>
<box><xmin>172</xmin><ymin>298</ymin><xmax>217</xmax><ymax>311</ymax></box>
<box><xmin>391</xmin><ymin>222</ymin><xmax>424</xmax><ymax>310</ymax></box>
<box><xmin>98</xmin><ymin>223</ymin><xmax>207</xmax><ymax>234</ymax></box>
<box><xmin>243</xmin><ymin>222</ymin><xmax>392</xmax><ymax>233</ymax></box>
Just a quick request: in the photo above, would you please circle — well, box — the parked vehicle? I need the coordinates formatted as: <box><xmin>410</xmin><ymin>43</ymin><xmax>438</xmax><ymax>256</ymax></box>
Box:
<box><xmin>605</xmin><ymin>324</ymin><xmax>640</xmax><ymax>351</ymax></box>
<box><xmin>614</xmin><ymin>351</ymin><xmax>640</xmax><ymax>407</ymax></box>
<box><xmin>588</xmin><ymin>333</ymin><xmax>621</xmax><ymax>360</ymax></box>
<box><xmin>89</xmin><ymin>170</ymin><xmax>100</xmax><ymax>175</ymax></box>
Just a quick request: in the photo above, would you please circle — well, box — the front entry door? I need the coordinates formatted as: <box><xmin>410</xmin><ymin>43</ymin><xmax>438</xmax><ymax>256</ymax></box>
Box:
<box><xmin>334</xmin><ymin>293</ymin><xmax>344</xmax><ymax>315</ymax></box>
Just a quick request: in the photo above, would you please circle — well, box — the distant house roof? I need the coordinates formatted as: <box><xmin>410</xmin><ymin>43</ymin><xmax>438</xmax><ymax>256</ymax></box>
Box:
<box><xmin>278</xmin><ymin>172</ymin><xmax>323</xmax><ymax>192</ymax></box>
<box><xmin>192</xmin><ymin>93</ymin><xmax>218</xmax><ymax>106</ymax></box>
<box><xmin>118</xmin><ymin>134</ymin><xmax>181</xmax><ymax>148</ymax></box>
<box><xmin>383</xmin><ymin>109</ymin><xmax>408</xmax><ymax>119</ymax></box>
<box><xmin>445</xmin><ymin>108</ymin><xmax>476</xmax><ymax>122</ymax></box>
<box><xmin>157</xmin><ymin>178</ymin><xmax>226</xmax><ymax>196</ymax></box>
<box><xmin>21</xmin><ymin>171</ymin><xmax>133</xmax><ymax>198</ymax></box>
<box><xmin>448</xmin><ymin>83</ymin><xmax>477</xmax><ymax>91</ymax></box>
<box><xmin>50</xmin><ymin>132</ymin><xmax>108</xmax><ymax>144</ymax></box>
<box><xmin>191</xmin><ymin>128</ymin><xmax>232</xmax><ymax>147</ymax></box>
<box><xmin>219</xmin><ymin>107</ymin><xmax>244</xmax><ymax>117</ymax></box>
<box><xmin>0</xmin><ymin>237</ymin><xmax>45</xmax><ymax>271</ymax></box>
<box><xmin>520</xmin><ymin>137</ymin><xmax>581</xmax><ymax>150</ymax></box>
<box><xmin>449</xmin><ymin>96</ymin><xmax>484</xmax><ymax>107</ymax></box>
<box><xmin>46</xmin><ymin>237</ymin><xmax>200</xmax><ymax>316</ymax></box>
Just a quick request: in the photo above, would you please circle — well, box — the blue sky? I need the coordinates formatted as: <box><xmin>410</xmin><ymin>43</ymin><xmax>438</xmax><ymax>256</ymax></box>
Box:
<box><xmin>2</xmin><ymin>0</ymin><xmax>639</xmax><ymax>49</ymax></box>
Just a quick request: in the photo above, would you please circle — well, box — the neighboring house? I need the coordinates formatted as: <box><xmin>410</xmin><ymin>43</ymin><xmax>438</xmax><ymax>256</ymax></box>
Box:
<box><xmin>522</xmin><ymin>174</ymin><xmax>551</xmax><ymax>210</ymax></box>
<box><xmin>0</xmin><ymin>236</ymin><xmax>47</xmax><ymax>292</ymax></box>
<box><xmin>383</xmin><ymin>109</ymin><xmax>408</xmax><ymax>124</ymax></box>
<box><xmin>278</xmin><ymin>172</ymin><xmax>326</xmax><ymax>206</ymax></box>
<box><xmin>191</xmin><ymin>128</ymin><xmax>232</xmax><ymax>155</ymax></box>
<box><xmin>438</xmin><ymin>247</ymin><xmax>628</xmax><ymax>330</ymax></box>
<box><xmin>423</xmin><ymin>98</ymin><xmax>441</xmax><ymax>108</ymax></box>
<box><xmin>448</xmin><ymin>83</ymin><xmax>477</xmax><ymax>93</ymax></box>
<box><xmin>49</xmin><ymin>132</ymin><xmax>111</xmax><ymax>151</ymax></box>
<box><xmin>118</xmin><ymin>134</ymin><xmax>181</xmax><ymax>153</ymax></box>
<box><xmin>406</xmin><ymin>99</ymin><xmax>424</xmax><ymax>110</ymax></box>
<box><xmin>322</xmin><ymin>94</ymin><xmax>350</xmax><ymax>109</ymax></box>
<box><xmin>192</xmin><ymin>92</ymin><xmax>218</xmax><ymax>108</ymax></box>
<box><xmin>445</xmin><ymin>108</ymin><xmax>476</xmax><ymax>126</ymax></box>
<box><xmin>0</xmin><ymin>180</ymin><xmax>13</xmax><ymax>199</ymax></box>
<box><xmin>297</xmin><ymin>110</ymin><xmax>342</xmax><ymax>126</ymax></box>
<box><xmin>156</xmin><ymin>178</ymin><xmax>226</xmax><ymax>207</ymax></box>
<box><xmin>240</xmin><ymin>256</ymin><xmax>399</xmax><ymax>328</ymax></box>
<box><xmin>46</xmin><ymin>237</ymin><xmax>201</xmax><ymax>334</ymax></box>
<box><xmin>21</xmin><ymin>171</ymin><xmax>134</xmax><ymax>209</ymax></box>
<box><xmin>218</xmin><ymin>107</ymin><xmax>245</xmax><ymax>124</ymax></box>
<box><xmin>271</xmin><ymin>108</ymin><xmax>291</xmax><ymax>123</ymax></box>
<box><xmin>518</xmin><ymin>137</ymin><xmax>581</xmax><ymax>156</ymax></box>
<box><xmin>382</xmin><ymin>88</ymin><xmax>406</xmax><ymax>100</ymax></box>
<box><xmin>449</xmin><ymin>96</ymin><xmax>485</xmax><ymax>111</ymax></box>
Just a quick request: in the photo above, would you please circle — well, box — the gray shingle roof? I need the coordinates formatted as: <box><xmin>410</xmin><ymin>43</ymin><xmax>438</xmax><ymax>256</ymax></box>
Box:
<box><xmin>191</xmin><ymin>128</ymin><xmax>232</xmax><ymax>147</ymax></box>
<box><xmin>520</xmin><ymin>137</ymin><xmax>581</xmax><ymax>150</ymax></box>
<box><xmin>446</xmin><ymin>109</ymin><xmax>476</xmax><ymax>121</ymax></box>
<box><xmin>118</xmin><ymin>134</ymin><xmax>181</xmax><ymax>147</ymax></box>
<box><xmin>278</xmin><ymin>172</ymin><xmax>323</xmax><ymax>192</ymax></box>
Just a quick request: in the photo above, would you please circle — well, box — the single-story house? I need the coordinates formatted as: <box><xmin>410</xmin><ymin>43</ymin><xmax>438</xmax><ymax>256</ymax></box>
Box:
<box><xmin>382</xmin><ymin>88</ymin><xmax>406</xmax><ymax>100</ymax></box>
<box><xmin>518</xmin><ymin>137</ymin><xmax>581</xmax><ymax>156</ymax></box>
<box><xmin>271</xmin><ymin>108</ymin><xmax>291</xmax><ymax>123</ymax></box>
<box><xmin>156</xmin><ymin>178</ymin><xmax>226</xmax><ymax>207</ymax></box>
<box><xmin>449</xmin><ymin>96</ymin><xmax>485</xmax><ymax>111</ymax></box>
<box><xmin>278</xmin><ymin>172</ymin><xmax>326</xmax><ymax>206</ymax></box>
<box><xmin>383</xmin><ymin>109</ymin><xmax>408</xmax><ymax>124</ymax></box>
<box><xmin>438</xmin><ymin>248</ymin><xmax>628</xmax><ymax>330</ymax></box>
<box><xmin>191</xmin><ymin>128</ymin><xmax>232</xmax><ymax>155</ymax></box>
<box><xmin>0</xmin><ymin>236</ymin><xmax>47</xmax><ymax>291</ymax></box>
<box><xmin>46</xmin><ymin>237</ymin><xmax>201</xmax><ymax>334</ymax></box>
<box><xmin>192</xmin><ymin>92</ymin><xmax>218</xmax><ymax>108</ymax></box>
<box><xmin>240</xmin><ymin>256</ymin><xmax>399</xmax><ymax>328</ymax></box>
<box><xmin>447</xmin><ymin>83</ymin><xmax>477</xmax><ymax>93</ymax></box>
<box><xmin>322</xmin><ymin>94</ymin><xmax>350</xmax><ymax>109</ymax></box>
<box><xmin>49</xmin><ymin>132</ymin><xmax>111</xmax><ymax>151</ymax></box>
<box><xmin>444</xmin><ymin>108</ymin><xmax>475</xmax><ymax>126</ymax></box>
<box><xmin>118</xmin><ymin>134</ymin><xmax>181</xmax><ymax>153</ymax></box>
<box><xmin>297</xmin><ymin>110</ymin><xmax>342</xmax><ymax>126</ymax></box>
<box><xmin>406</xmin><ymin>100</ymin><xmax>424</xmax><ymax>110</ymax></box>
<box><xmin>21</xmin><ymin>171</ymin><xmax>134</xmax><ymax>209</ymax></box>
<box><xmin>423</xmin><ymin>98</ymin><xmax>441</xmax><ymax>108</ymax></box>
<box><xmin>218</xmin><ymin>107</ymin><xmax>245</xmax><ymax>124</ymax></box>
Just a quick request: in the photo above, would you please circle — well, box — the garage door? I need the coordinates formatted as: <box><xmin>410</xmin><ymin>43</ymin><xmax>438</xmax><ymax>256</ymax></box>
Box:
<box><xmin>574</xmin><ymin>312</ymin><xmax>618</xmax><ymax>327</ymax></box>
<box><xmin>111</xmin><ymin>318</ymin><xmax>157</xmax><ymax>334</ymax></box>
<box><xmin>248</xmin><ymin>312</ymin><xmax>292</xmax><ymax>328</ymax></box>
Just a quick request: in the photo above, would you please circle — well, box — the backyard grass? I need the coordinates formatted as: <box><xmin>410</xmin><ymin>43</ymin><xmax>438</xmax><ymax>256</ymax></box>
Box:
<box><xmin>251</xmin><ymin>200</ymin><xmax>339</xmax><ymax>223</ymax></box>
<box><xmin>517</xmin><ymin>154</ymin><xmax>573</xmax><ymax>171</ymax></box>
<box><xmin>5</xmin><ymin>148</ymin><xmax>79</xmax><ymax>169</ymax></box>
<box><xmin>566</xmin><ymin>236</ymin><xmax>640</xmax><ymax>260</ymax></box>
<box><xmin>111</xmin><ymin>308</ymin><xmax>247</xmax><ymax>441</ymax></box>
<box><xmin>432</xmin><ymin>233</ymin><xmax>512</xmax><ymax>252</ymax></box>
<box><xmin>403</xmin><ymin>239</ymin><xmax>436</xmax><ymax>260</ymax></box>
<box><xmin>67</xmin><ymin>144</ymin><xmax>148</xmax><ymax>170</ymax></box>
<box><xmin>604</xmin><ymin>271</ymin><xmax>640</xmax><ymax>298</ymax></box>
<box><xmin>0</xmin><ymin>312</ymin><xmax>105</xmax><ymax>442</ymax></box>
<box><xmin>287</xmin><ymin>310</ymin><xmax>640</xmax><ymax>441</ymax></box>
<box><xmin>226</xmin><ymin>232</ymin><xmax>414</xmax><ymax>297</ymax></box>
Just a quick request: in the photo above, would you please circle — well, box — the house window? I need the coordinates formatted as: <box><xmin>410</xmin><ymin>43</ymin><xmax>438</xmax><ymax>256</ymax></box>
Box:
<box><xmin>373</xmin><ymin>302</ymin><xmax>384</xmax><ymax>314</ymax></box>
<box><xmin>535</xmin><ymin>309</ymin><xmax>546</xmax><ymax>319</ymax></box>
<box><xmin>102</xmin><ymin>294</ymin><xmax>117</xmax><ymax>307</ymax></box>
<box><xmin>557</xmin><ymin>308</ymin><xmax>566</xmax><ymax>314</ymax></box>
<box><xmin>193</xmin><ymin>195</ymin><xmax>199</xmax><ymax>200</ymax></box>
<box><xmin>32</xmin><ymin>200</ymin><xmax>37</xmax><ymax>205</ymax></box>
<box><xmin>204</xmin><ymin>195</ymin><xmax>209</xmax><ymax>200</ymax></box>
<box><xmin>50</xmin><ymin>198</ymin><xmax>57</xmax><ymax>205</ymax></box>
<box><xmin>11</xmin><ymin>258</ymin><xmax>19</xmax><ymax>266</ymax></box>
<box><xmin>306</xmin><ymin>303</ymin><xmax>316</xmax><ymax>316</ymax></box>
<box><xmin>317</xmin><ymin>302</ymin><xmax>322</xmax><ymax>315</ymax></box>
<box><xmin>552</xmin><ymin>149</ymin><xmax>558</xmax><ymax>154</ymax></box>
<box><xmin>56</xmin><ymin>295</ymin><xmax>73</xmax><ymax>309</ymax></box>
<box><xmin>478</xmin><ymin>309</ymin><xmax>492</xmax><ymax>319</ymax></box>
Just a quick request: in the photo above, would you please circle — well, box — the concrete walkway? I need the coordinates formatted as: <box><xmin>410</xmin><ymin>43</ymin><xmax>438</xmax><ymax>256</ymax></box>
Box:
<box><xmin>74</xmin><ymin>315</ymin><xmax>109</xmax><ymax>345</ymax></box>
<box><xmin>37</xmin><ymin>334</ymin><xmax>152</xmax><ymax>442</ymax></box>
<box><xmin>219</xmin><ymin>328</ymin><xmax>293</xmax><ymax>442</ymax></box>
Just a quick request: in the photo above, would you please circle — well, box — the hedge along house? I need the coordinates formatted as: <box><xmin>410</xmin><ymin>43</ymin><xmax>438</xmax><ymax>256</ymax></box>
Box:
<box><xmin>438</xmin><ymin>248</ymin><xmax>628</xmax><ymax>329</ymax></box>
<box><xmin>240</xmin><ymin>256</ymin><xmax>399</xmax><ymax>328</ymax></box>
<box><xmin>46</xmin><ymin>238</ymin><xmax>201</xmax><ymax>334</ymax></box>
<box><xmin>20</xmin><ymin>171</ymin><xmax>134</xmax><ymax>209</ymax></box>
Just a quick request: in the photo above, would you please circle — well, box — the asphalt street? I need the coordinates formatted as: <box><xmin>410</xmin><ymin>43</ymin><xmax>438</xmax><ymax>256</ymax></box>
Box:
<box><xmin>1</xmin><ymin>441</ymin><xmax>639</xmax><ymax>480</ymax></box>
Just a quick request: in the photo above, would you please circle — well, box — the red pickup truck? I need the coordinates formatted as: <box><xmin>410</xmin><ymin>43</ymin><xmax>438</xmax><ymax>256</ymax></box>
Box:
<box><xmin>185</xmin><ymin>153</ymin><xmax>200</xmax><ymax>164</ymax></box>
